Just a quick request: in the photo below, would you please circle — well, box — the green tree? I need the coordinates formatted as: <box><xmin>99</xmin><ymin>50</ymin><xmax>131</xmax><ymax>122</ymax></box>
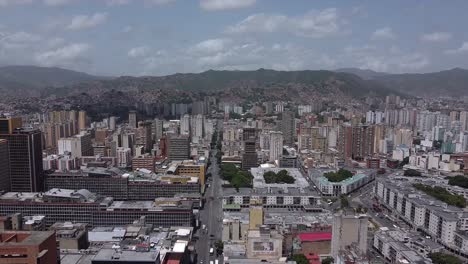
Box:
<box><xmin>214</xmin><ymin>240</ymin><xmax>224</xmax><ymax>254</ymax></box>
<box><xmin>291</xmin><ymin>254</ymin><xmax>309</xmax><ymax>264</ymax></box>
<box><xmin>322</xmin><ymin>257</ymin><xmax>334</xmax><ymax>264</ymax></box>
<box><xmin>340</xmin><ymin>195</ymin><xmax>349</xmax><ymax>209</ymax></box>
<box><xmin>429</xmin><ymin>252</ymin><xmax>462</xmax><ymax>264</ymax></box>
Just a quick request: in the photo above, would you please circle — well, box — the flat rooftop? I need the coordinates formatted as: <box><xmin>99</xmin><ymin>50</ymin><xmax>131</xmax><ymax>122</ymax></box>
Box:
<box><xmin>93</xmin><ymin>248</ymin><xmax>160</xmax><ymax>262</ymax></box>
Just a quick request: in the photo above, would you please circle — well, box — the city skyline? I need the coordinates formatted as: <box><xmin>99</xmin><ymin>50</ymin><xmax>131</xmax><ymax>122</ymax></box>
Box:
<box><xmin>1</xmin><ymin>0</ymin><xmax>468</xmax><ymax>75</ymax></box>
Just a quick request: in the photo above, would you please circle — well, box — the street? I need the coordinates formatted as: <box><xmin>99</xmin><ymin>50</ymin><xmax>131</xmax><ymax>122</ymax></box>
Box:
<box><xmin>195</xmin><ymin>123</ymin><xmax>224</xmax><ymax>264</ymax></box>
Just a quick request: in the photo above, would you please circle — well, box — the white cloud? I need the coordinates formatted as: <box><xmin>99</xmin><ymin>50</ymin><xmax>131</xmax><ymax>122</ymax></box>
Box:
<box><xmin>35</xmin><ymin>43</ymin><xmax>90</xmax><ymax>66</ymax></box>
<box><xmin>344</xmin><ymin>45</ymin><xmax>428</xmax><ymax>72</ymax></box>
<box><xmin>0</xmin><ymin>0</ymin><xmax>32</xmax><ymax>6</ymax></box>
<box><xmin>200</xmin><ymin>0</ymin><xmax>256</xmax><ymax>11</ymax></box>
<box><xmin>292</xmin><ymin>8</ymin><xmax>340</xmax><ymax>38</ymax></box>
<box><xmin>3</xmin><ymin>31</ymin><xmax>41</xmax><ymax>43</ymax></box>
<box><xmin>226</xmin><ymin>13</ymin><xmax>286</xmax><ymax>34</ymax></box>
<box><xmin>371</xmin><ymin>27</ymin><xmax>396</xmax><ymax>40</ymax></box>
<box><xmin>43</xmin><ymin>0</ymin><xmax>72</xmax><ymax>6</ymax></box>
<box><xmin>106</xmin><ymin>0</ymin><xmax>175</xmax><ymax>6</ymax></box>
<box><xmin>128</xmin><ymin>46</ymin><xmax>150</xmax><ymax>58</ymax></box>
<box><xmin>226</xmin><ymin>8</ymin><xmax>342</xmax><ymax>38</ymax></box>
<box><xmin>106</xmin><ymin>0</ymin><xmax>130</xmax><ymax>5</ymax></box>
<box><xmin>190</xmin><ymin>38</ymin><xmax>230</xmax><ymax>54</ymax></box>
<box><xmin>421</xmin><ymin>32</ymin><xmax>452</xmax><ymax>43</ymax></box>
<box><xmin>67</xmin><ymin>12</ymin><xmax>108</xmax><ymax>31</ymax></box>
<box><xmin>445</xmin><ymin>42</ymin><xmax>468</xmax><ymax>55</ymax></box>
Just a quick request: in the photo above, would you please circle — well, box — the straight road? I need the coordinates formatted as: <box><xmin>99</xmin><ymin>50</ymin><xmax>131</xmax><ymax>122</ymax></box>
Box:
<box><xmin>196</xmin><ymin>122</ymin><xmax>224</xmax><ymax>264</ymax></box>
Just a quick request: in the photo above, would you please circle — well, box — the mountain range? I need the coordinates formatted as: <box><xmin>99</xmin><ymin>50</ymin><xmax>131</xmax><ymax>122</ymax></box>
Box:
<box><xmin>1</xmin><ymin>65</ymin><xmax>467</xmax><ymax>98</ymax></box>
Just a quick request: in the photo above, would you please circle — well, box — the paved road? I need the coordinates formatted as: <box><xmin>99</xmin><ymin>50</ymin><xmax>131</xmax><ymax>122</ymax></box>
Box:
<box><xmin>196</xmin><ymin>122</ymin><xmax>224</xmax><ymax>264</ymax></box>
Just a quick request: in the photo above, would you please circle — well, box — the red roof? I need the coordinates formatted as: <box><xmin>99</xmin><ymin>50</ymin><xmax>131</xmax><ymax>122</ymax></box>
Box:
<box><xmin>305</xmin><ymin>253</ymin><xmax>321</xmax><ymax>264</ymax></box>
<box><xmin>298</xmin><ymin>232</ymin><xmax>332</xmax><ymax>242</ymax></box>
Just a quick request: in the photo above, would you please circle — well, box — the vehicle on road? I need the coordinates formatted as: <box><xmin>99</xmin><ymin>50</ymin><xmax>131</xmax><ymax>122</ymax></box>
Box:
<box><xmin>215</xmin><ymin>260</ymin><xmax>219</xmax><ymax>264</ymax></box>
<box><xmin>202</xmin><ymin>224</ymin><xmax>206</xmax><ymax>230</ymax></box>
<box><xmin>210</xmin><ymin>247</ymin><xmax>214</xmax><ymax>255</ymax></box>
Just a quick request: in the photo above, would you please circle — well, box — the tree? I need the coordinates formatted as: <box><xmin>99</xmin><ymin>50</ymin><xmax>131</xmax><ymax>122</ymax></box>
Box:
<box><xmin>340</xmin><ymin>195</ymin><xmax>349</xmax><ymax>209</ymax></box>
<box><xmin>322</xmin><ymin>257</ymin><xmax>334</xmax><ymax>264</ymax></box>
<box><xmin>291</xmin><ymin>254</ymin><xmax>309</xmax><ymax>264</ymax></box>
<box><xmin>214</xmin><ymin>240</ymin><xmax>224</xmax><ymax>254</ymax></box>
<box><xmin>429</xmin><ymin>252</ymin><xmax>462</xmax><ymax>264</ymax></box>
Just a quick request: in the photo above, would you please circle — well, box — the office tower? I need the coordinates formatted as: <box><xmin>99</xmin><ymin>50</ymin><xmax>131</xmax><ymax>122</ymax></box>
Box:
<box><xmin>167</xmin><ymin>134</ymin><xmax>190</xmax><ymax>160</ymax></box>
<box><xmin>281</xmin><ymin>111</ymin><xmax>295</xmax><ymax>146</ymax></box>
<box><xmin>0</xmin><ymin>117</ymin><xmax>22</xmax><ymax>134</ymax></box>
<box><xmin>264</xmin><ymin>102</ymin><xmax>273</xmax><ymax>115</ymax></box>
<box><xmin>78</xmin><ymin>110</ymin><xmax>87</xmax><ymax>130</ymax></box>
<box><xmin>0</xmin><ymin>231</ymin><xmax>58</xmax><ymax>264</ymax></box>
<box><xmin>0</xmin><ymin>123</ymin><xmax>43</xmax><ymax>192</ymax></box>
<box><xmin>109</xmin><ymin>116</ymin><xmax>116</xmax><ymax>130</ymax></box>
<box><xmin>192</xmin><ymin>114</ymin><xmax>204</xmax><ymax>143</ymax></box>
<box><xmin>338</xmin><ymin>124</ymin><xmax>375</xmax><ymax>160</ymax></box>
<box><xmin>0</xmin><ymin>139</ymin><xmax>10</xmax><ymax>192</ymax></box>
<box><xmin>57</xmin><ymin>132</ymin><xmax>92</xmax><ymax>158</ymax></box>
<box><xmin>394</xmin><ymin>128</ymin><xmax>413</xmax><ymax>147</ymax></box>
<box><xmin>117</xmin><ymin>147</ymin><xmax>132</xmax><ymax>168</ymax></box>
<box><xmin>373</xmin><ymin>125</ymin><xmax>386</xmax><ymax>153</ymax></box>
<box><xmin>192</xmin><ymin>101</ymin><xmax>206</xmax><ymax>115</ymax></box>
<box><xmin>180</xmin><ymin>114</ymin><xmax>190</xmax><ymax>135</ymax></box>
<box><xmin>450</xmin><ymin>111</ymin><xmax>460</xmax><ymax>122</ymax></box>
<box><xmin>128</xmin><ymin>110</ymin><xmax>137</xmax><ymax>128</ymax></box>
<box><xmin>259</xmin><ymin>131</ymin><xmax>270</xmax><ymax>150</ymax></box>
<box><xmin>242</xmin><ymin>128</ymin><xmax>257</xmax><ymax>170</ymax></box>
<box><xmin>152</xmin><ymin>118</ymin><xmax>164</xmax><ymax>142</ymax></box>
<box><xmin>136</xmin><ymin>121</ymin><xmax>153</xmax><ymax>153</ymax></box>
<box><xmin>269</xmin><ymin>131</ymin><xmax>283</xmax><ymax>162</ymax></box>
<box><xmin>460</xmin><ymin>111</ymin><xmax>468</xmax><ymax>132</ymax></box>
<box><xmin>331</xmin><ymin>213</ymin><xmax>368</xmax><ymax>258</ymax></box>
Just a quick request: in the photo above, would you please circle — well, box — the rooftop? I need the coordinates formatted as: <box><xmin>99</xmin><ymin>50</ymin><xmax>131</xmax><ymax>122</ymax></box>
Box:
<box><xmin>93</xmin><ymin>248</ymin><xmax>160</xmax><ymax>262</ymax></box>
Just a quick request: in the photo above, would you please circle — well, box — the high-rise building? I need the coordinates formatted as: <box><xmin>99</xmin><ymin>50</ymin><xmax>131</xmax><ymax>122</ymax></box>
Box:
<box><xmin>152</xmin><ymin>118</ymin><xmax>164</xmax><ymax>142</ymax></box>
<box><xmin>269</xmin><ymin>131</ymin><xmax>283</xmax><ymax>162</ymax></box>
<box><xmin>0</xmin><ymin>230</ymin><xmax>58</xmax><ymax>264</ymax></box>
<box><xmin>0</xmin><ymin>117</ymin><xmax>22</xmax><ymax>134</ymax></box>
<box><xmin>109</xmin><ymin>116</ymin><xmax>116</xmax><ymax>130</ymax></box>
<box><xmin>128</xmin><ymin>110</ymin><xmax>137</xmax><ymax>128</ymax></box>
<box><xmin>136</xmin><ymin>121</ymin><xmax>153</xmax><ymax>153</ymax></box>
<box><xmin>281</xmin><ymin>111</ymin><xmax>295</xmax><ymax>146</ymax></box>
<box><xmin>78</xmin><ymin>110</ymin><xmax>87</xmax><ymax>131</ymax></box>
<box><xmin>167</xmin><ymin>135</ymin><xmax>190</xmax><ymax>160</ymax></box>
<box><xmin>0</xmin><ymin>120</ymin><xmax>43</xmax><ymax>192</ymax></box>
<box><xmin>331</xmin><ymin>213</ymin><xmax>368</xmax><ymax>258</ymax></box>
<box><xmin>461</xmin><ymin>111</ymin><xmax>468</xmax><ymax>132</ymax></box>
<box><xmin>180</xmin><ymin>114</ymin><xmax>190</xmax><ymax>135</ymax></box>
<box><xmin>242</xmin><ymin>128</ymin><xmax>257</xmax><ymax>170</ymax></box>
<box><xmin>338</xmin><ymin>124</ymin><xmax>375</xmax><ymax>160</ymax></box>
<box><xmin>191</xmin><ymin>114</ymin><xmax>204</xmax><ymax>144</ymax></box>
<box><xmin>0</xmin><ymin>139</ymin><xmax>10</xmax><ymax>192</ymax></box>
<box><xmin>57</xmin><ymin>132</ymin><xmax>93</xmax><ymax>158</ymax></box>
<box><xmin>117</xmin><ymin>147</ymin><xmax>132</xmax><ymax>168</ymax></box>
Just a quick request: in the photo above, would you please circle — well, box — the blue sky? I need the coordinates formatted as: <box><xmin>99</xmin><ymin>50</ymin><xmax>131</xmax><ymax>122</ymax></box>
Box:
<box><xmin>1</xmin><ymin>0</ymin><xmax>468</xmax><ymax>76</ymax></box>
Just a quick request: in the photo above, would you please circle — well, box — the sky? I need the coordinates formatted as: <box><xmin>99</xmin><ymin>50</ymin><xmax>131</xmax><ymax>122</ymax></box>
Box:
<box><xmin>1</xmin><ymin>0</ymin><xmax>468</xmax><ymax>76</ymax></box>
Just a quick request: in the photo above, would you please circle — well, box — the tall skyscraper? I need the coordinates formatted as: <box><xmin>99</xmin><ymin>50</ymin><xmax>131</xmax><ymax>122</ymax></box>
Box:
<box><xmin>180</xmin><ymin>114</ymin><xmax>190</xmax><ymax>135</ymax></box>
<box><xmin>136</xmin><ymin>121</ymin><xmax>153</xmax><ymax>153</ymax></box>
<box><xmin>460</xmin><ymin>111</ymin><xmax>468</xmax><ymax>132</ymax></box>
<box><xmin>128</xmin><ymin>110</ymin><xmax>137</xmax><ymax>128</ymax></box>
<box><xmin>338</xmin><ymin>124</ymin><xmax>375</xmax><ymax>160</ymax></box>
<box><xmin>0</xmin><ymin>118</ymin><xmax>43</xmax><ymax>192</ymax></box>
<box><xmin>109</xmin><ymin>116</ymin><xmax>116</xmax><ymax>130</ymax></box>
<box><xmin>152</xmin><ymin>118</ymin><xmax>164</xmax><ymax>142</ymax></box>
<box><xmin>167</xmin><ymin>134</ymin><xmax>190</xmax><ymax>160</ymax></box>
<box><xmin>269</xmin><ymin>131</ymin><xmax>283</xmax><ymax>162</ymax></box>
<box><xmin>242</xmin><ymin>128</ymin><xmax>257</xmax><ymax>170</ymax></box>
<box><xmin>78</xmin><ymin>110</ymin><xmax>87</xmax><ymax>131</ymax></box>
<box><xmin>0</xmin><ymin>139</ymin><xmax>10</xmax><ymax>192</ymax></box>
<box><xmin>281</xmin><ymin>111</ymin><xmax>295</xmax><ymax>146</ymax></box>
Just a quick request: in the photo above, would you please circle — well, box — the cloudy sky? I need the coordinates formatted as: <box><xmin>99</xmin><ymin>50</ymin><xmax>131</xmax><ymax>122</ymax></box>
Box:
<box><xmin>1</xmin><ymin>0</ymin><xmax>468</xmax><ymax>76</ymax></box>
